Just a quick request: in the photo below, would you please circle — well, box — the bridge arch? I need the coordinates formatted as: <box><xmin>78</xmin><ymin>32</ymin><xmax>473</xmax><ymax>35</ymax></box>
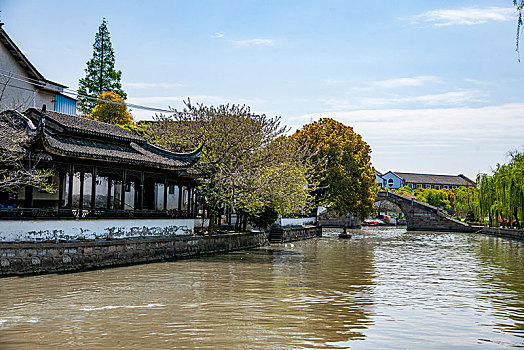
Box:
<box><xmin>375</xmin><ymin>191</ymin><xmax>475</xmax><ymax>232</ymax></box>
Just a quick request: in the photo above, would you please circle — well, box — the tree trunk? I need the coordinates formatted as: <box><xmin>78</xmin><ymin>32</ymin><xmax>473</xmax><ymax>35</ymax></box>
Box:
<box><xmin>235</xmin><ymin>210</ymin><xmax>241</xmax><ymax>232</ymax></box>
<box><xmin>208</xmin><ymin>213</ymin><xmax>215</xmax><ymax>234</ymax></box>
<box><xmin>242</xmin><ymin>213</ymin><xmax>248</xmax><ymax>232</ymax></box>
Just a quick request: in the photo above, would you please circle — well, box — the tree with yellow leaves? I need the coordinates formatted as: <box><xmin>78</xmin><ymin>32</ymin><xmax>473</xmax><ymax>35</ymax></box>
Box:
<box><xmin>291</xmin><ymin>118</ymin><xmax>378</xmax><ymax>219</ymax></box>
<box><xmin>88</xmin><ymin>91</ymin><xmax>132</xmax><ymax>126</ymax></box>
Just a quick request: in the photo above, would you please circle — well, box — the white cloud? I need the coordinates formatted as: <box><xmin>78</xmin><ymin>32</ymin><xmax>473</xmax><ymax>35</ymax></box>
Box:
<box><xmin>407</xmin><ymin>7</ymin><xmax>515</xmax><ymax>26</ymax></box>
<box><xmin>234</xmin><ymin>38</ymin><xmax>275</xmax><ymax>46</ymax></box>
<box><xmin>323</xmin><ymin>90</ymin><xmax>481</xmax><ymax>111</ymax></box>
<box><xmin>294</xmin><ymin>103</ymin><xmax>524</xmax><ymax>141</ymax></box>
<box><xmin>290</xmin><ymin>103</ymin><xmax>524</xmax><ymax>177</ymax></box>
<box><xmin>370</xmin><ymin>76</ymin><xmax>440</xmax><ymax>89</ymax></box>
<box><xmin>212</xmin><ymin>32</ymin><xmax>225</xmax><ymax>39</ymax></box>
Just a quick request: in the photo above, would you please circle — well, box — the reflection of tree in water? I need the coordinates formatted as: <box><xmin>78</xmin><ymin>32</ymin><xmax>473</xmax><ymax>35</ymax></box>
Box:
<box><xmin>266</xmin><ymin>238</ymin><xmax>376</xmax><ymax>347</ymax></box>
<box><xmin>476</xmin><ymin>237</ymin><xmax>524</xmax><ymax>338</ymax></box>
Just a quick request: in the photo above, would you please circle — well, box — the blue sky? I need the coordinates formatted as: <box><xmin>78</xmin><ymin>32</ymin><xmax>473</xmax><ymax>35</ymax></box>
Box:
<box><xmin>1</xmin><ymin>0</ymin><xmax>523</xmax><ymax>179</ymax></box>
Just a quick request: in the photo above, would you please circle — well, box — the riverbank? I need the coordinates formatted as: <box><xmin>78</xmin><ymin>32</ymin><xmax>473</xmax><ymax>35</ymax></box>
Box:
<box><xmin>0</xmin><ymin>232</ymin><xmax>268</xmax><ymax>277</ymax></box>
<box><xmin>480</xmin><ymin>226</ymin><xmax>524</xmax><ymax>241</ymax></box>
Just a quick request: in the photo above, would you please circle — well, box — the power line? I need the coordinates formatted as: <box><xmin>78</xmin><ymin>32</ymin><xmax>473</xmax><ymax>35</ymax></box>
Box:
<box><xmin>0</xmin><ymin>71</ymin><xmax>178</xmax><ymax>114</ymax></box>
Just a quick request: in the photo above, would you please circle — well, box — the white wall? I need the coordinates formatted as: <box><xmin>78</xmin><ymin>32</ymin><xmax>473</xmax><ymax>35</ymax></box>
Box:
<box><xmin>0</xmin><ymin>218</ymin><xmax>195</xmax><ymax>242</ymax></box>
<box><xmin>280</xmin><ymin>217</ymin><xmax>316</xmax><ymax>227</ymax></box>
<box><xmin>0</xmin><ymin>42</ymin><xmax>55</xmax><ymax>111</ymax></box>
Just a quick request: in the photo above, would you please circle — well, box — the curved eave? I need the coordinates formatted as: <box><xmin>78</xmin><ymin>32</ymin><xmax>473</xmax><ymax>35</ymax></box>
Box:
<box><xmin>27</xmin><ymin>108</ymin><xmax>146</xmax><ymax>144</ymax></box>
<box><xmin>146</xmin><ymin>143</ymin><xmax>203</xmax><ymax>165</ymax></box>
<box><xmin>40</xmin><ymin>134</ymin><xmax>194</xmax><ymax>173</ymax></box>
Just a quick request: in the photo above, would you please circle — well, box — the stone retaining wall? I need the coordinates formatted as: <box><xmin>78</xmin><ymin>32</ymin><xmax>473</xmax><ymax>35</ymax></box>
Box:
<box><xmin>0</xmin><ymin>232</ymin><xmax>268</xmax><ymax>277</ymax></box>
<box><xmin>481</xmin><ymin>227</ymin><xmax>524</xmax><ymax>241</ymax></box>
<box><xmin>280</xmin><ymin>225</ymin><xmax>320</xmax><ymax>242</ymax></box>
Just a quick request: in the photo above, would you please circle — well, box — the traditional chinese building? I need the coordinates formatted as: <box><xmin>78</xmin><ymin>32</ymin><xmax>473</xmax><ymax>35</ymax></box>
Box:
<box><xmin>0</xmin><ymin>108</ymin><xmax>202</xmax><ymax>240</ymax></box>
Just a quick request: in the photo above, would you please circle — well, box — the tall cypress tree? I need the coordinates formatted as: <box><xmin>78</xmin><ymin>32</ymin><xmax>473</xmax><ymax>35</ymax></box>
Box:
<box><xmin>77</xmin><ymin>19</ymin><xmax>126</xmax><ymax>115</ymax></box>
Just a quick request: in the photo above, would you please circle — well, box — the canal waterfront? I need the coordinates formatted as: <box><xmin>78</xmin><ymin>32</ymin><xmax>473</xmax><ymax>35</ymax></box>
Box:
<box><xmin>0</xmin><ymin>227</ymin><xmax>523</xmax><ymax>349</ymax></box>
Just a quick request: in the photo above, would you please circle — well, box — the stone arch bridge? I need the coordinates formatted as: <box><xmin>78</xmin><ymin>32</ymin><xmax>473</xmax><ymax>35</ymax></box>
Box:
<box><xmin>376</xmin><ymin>190</ymin><xmax>476</xmax><ymax>232</ymax></box>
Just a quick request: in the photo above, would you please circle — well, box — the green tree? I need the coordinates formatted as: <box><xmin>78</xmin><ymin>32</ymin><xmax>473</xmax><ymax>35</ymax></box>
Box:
<box><xmin>478</xmin><ymin>151</ymin><xmax>524</xmax><ymax>229</ymax></box>
<box><xmin>0</xmin><ymin>111</ymin><xmax>55</xmax><ymax>195</ymax></box>
<box><xmin>78</xmin><ymin>19</ymin><xmax>126</xmax><ymax>115</ymax></box>
<box><xmin>291</xmin><ymin>118</ymin><xmax>378</xmax><ymax>219</ymax></box>
<box><xmin>452</xmin><ymin>186</ymin><xmax>478</xmax><ymax>219</ymax></box>
<box><xmin>146</xmin><ymin>102</ymin><xmax>318</xmax><ymax>232</ymax></box>
<box><xmin>516</xmin><ymin>1</ymin><xmax>524</xmax><ymax>57</ymax></box>
<box><xmin>393</xmin><ymin>186</ymin><xmax>414</xmax><ymax>197</ymax></box>
<box><xmin>88</xmin><ymin>91</ymin><xmax>132</xmax><ymax>125</ymax></box>
<box><xmin>415</xmin><ymin>188</ymin><xmax>451</xmax><ymax>210</ymax></box>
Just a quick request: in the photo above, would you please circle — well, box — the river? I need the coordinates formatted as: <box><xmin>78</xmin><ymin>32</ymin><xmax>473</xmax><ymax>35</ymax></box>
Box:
<box><xmin>0</xmin><ymin>227</ymin><xmax>523</xmax><ymax>349</ymax></box>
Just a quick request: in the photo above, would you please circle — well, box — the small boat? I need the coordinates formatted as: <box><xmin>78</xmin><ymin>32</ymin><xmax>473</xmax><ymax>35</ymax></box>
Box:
<box><xmin>338</xmin><ymin>233</ymin><xmax>352</xmax><ymax>239</ymax></box>
<box><xmin>362</xmin><ymin>218</ymin><xmax>386</xmax><ymax>226</ymax></box>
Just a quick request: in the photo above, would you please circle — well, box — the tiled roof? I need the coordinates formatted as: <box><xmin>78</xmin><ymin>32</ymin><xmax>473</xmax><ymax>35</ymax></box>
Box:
<box><xmin>27</xmin><ymin>108</ymin><xmax>145</xmax><ymax>143</ymax></box>
<box><xmin>1</xmin><ymin>109</ymin><xmax>201</xmax><ymax>171</ymax></box>
<box><xmin>42</xmin><ymin>132</ymin><xmax>199</xmax><ymax>169</ymax></box>
<box><xmin>393</xmin><ymin>172</ymin><xmax>475</xmax><ymax>186</ymax></box>
<box><xmin>0</xmin><ymin>110</ymin><xmax>34</xmax><ymax>154</ymax></box>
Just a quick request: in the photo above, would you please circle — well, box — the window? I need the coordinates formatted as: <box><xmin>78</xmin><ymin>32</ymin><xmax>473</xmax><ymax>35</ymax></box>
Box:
<box><xmin>444</xmin><ymin>185</ymin><xmax>449</xmax><ymax>189</ymax></box>
<box><xmin>388</xmin><ymin>178</ymin><xmax>394</xmax><ymax>187</ymax></box>
<box><xmin>435</xmin><ymin>185</ymin><xmax>440</xmax><ymax>190</ymax></box>
<box><xmin>417</xmin><ymin>184</ymin><xmax>422</xmax><ymax>189</ymax></box>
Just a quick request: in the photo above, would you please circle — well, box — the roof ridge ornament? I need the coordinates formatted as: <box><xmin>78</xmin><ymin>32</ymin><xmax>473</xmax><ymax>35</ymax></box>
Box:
<box><xmin>37</xmin><ymin>115</ymin><xmax>45</xmax><ymax>132</ymax></box>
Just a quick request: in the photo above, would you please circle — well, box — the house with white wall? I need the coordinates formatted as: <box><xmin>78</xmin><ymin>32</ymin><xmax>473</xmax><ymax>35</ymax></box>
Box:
<box><xmin>0</xmin><ymin>22</ymin><xmax>76</xmax><ymax>114</ymax></box>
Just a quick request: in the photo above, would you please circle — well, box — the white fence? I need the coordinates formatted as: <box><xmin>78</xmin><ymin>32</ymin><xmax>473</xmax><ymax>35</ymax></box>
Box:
<box><xmin>280</xmin><ymin>217</ymin><xmax>316</xmax><ymax>227</ymax></box>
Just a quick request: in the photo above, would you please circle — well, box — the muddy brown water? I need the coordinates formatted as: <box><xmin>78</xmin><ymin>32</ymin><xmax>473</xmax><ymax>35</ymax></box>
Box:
<box><xmin>1</xmin><ymin>227</ymin><xmax>523</xmax><ymax>349</ymax></box>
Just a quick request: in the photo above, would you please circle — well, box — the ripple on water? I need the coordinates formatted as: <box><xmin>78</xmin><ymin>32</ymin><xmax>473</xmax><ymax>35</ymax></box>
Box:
<box><xmin>0</xmin><ymin>228</ymin><xmax>523</xmax><ymax>349</ymax></box>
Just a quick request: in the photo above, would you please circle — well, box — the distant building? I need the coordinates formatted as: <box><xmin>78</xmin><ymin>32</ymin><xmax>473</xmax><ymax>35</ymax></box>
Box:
<box><xmin>381</xmin><ymin>171</ymin><xmax>475</xmax><ymax>190</ymax></box>
<box><xmin>0</xmin><ymin>23</ymin><xmax>76</xmax><ymax>115</ymax></box>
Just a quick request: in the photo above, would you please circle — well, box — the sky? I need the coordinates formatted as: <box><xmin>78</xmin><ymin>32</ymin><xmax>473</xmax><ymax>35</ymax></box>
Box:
<box><xmin>1</xmin><ymin>0</ymin><xmax>523</xmax><ymax>180</ymax></box>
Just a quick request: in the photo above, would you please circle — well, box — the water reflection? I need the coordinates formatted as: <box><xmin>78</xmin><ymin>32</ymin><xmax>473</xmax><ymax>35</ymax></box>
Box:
<box><xmin>476</xmin><ymin>237</ymin><xmax>524</xmax><ymax>340</ymax></box>
<box><xmin>0</xmin><ymin>228</ymin><xmax>523</xmax><ymax>349</ymax></box>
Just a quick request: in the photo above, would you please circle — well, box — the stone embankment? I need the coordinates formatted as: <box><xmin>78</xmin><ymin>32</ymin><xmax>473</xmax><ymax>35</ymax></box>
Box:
<box><xmin>0</xmin><ymin>232</ymin><xmax>268</xmax><ymax>277</ymax></box>
<box><xmin>268</xmin><ymin>225</ymin><xmax>321</xmax><ymax>243</ymax></box>
<box><xmin>480</xmin><ymin>227</ymin><xmax>524</xmax><ymax>241</ymax></box>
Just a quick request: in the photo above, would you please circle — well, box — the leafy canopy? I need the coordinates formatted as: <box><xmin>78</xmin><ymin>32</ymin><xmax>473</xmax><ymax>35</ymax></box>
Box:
<box><xmin>0</xmin><ymin>111</ymin><xmax>55</xmax><ymax>195</ymax></box>
<box><xmin>146</xmin><ymin>102</ymin><xmax>319</xmax><ymax>230</ymax></box>
<box><xmin>477</xmin><ymin>150</ymin><xmax>524</xmax><ymax>229</ymax></box>
<box><xmin>87</xmin><ymin>91</ymin><xmax>132</xmax><ymax>126</ymax></box>
<box><xmin>78</xmin><ymin>19</ymin><xmax>126</xmax><ymax>115</ymax></box>
<box><xmin>291</xmin><ymin>118</ymin><xmax>378</xmax><ymax>219</ymax></box>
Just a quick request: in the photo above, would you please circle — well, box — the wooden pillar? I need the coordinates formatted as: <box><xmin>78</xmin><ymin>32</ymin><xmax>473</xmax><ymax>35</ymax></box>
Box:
<box><xmin>139</xmin><ymin>171</ymin><xmax>144</xmax><ymax>210</ymax></box>
<box><xmin>187</xmin><ymin>186</ymin><xmax>191</xmax><ymax>215</ymax></box>
<box><xmin>178</xmin><ymin>184</ymin><xmax>183</xmax><ymax>212</ymax></box>
<box><xmin>58</xmin><ymin>171</ymin><xmax>64</xmax><ymax>208</ymax></box>
<box><xmin>106</xmin><ymin>176</ymin><xmax>112</xmax><ymax>209</ymax></box>
<box><xmin>121</xmin><ymin>169</ymin><xmax>127</xmax><ymax>210</ymax></box>
<box><xmin>163</xmin><ymin>176</ymin><xmax>168</xmax><ymax>211</ymax></box>
<box><xmin>67</xmin><ymin>164</ymin><xmax>74</xmax><ymax>209</ymax></box>
<box><xmin>91</xmin><ymin>166</ymin><xmax>97</xmax><ymax>209</ymax></box>
<box><xmin>24</xmin><ymin>186</ymin><xmax>33</xmax><ymax>208</ymax></box>
<box><xmin>79</xmin><ymin>171</ymin><xmax>85</xmax><ymax>210</ymax></box>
